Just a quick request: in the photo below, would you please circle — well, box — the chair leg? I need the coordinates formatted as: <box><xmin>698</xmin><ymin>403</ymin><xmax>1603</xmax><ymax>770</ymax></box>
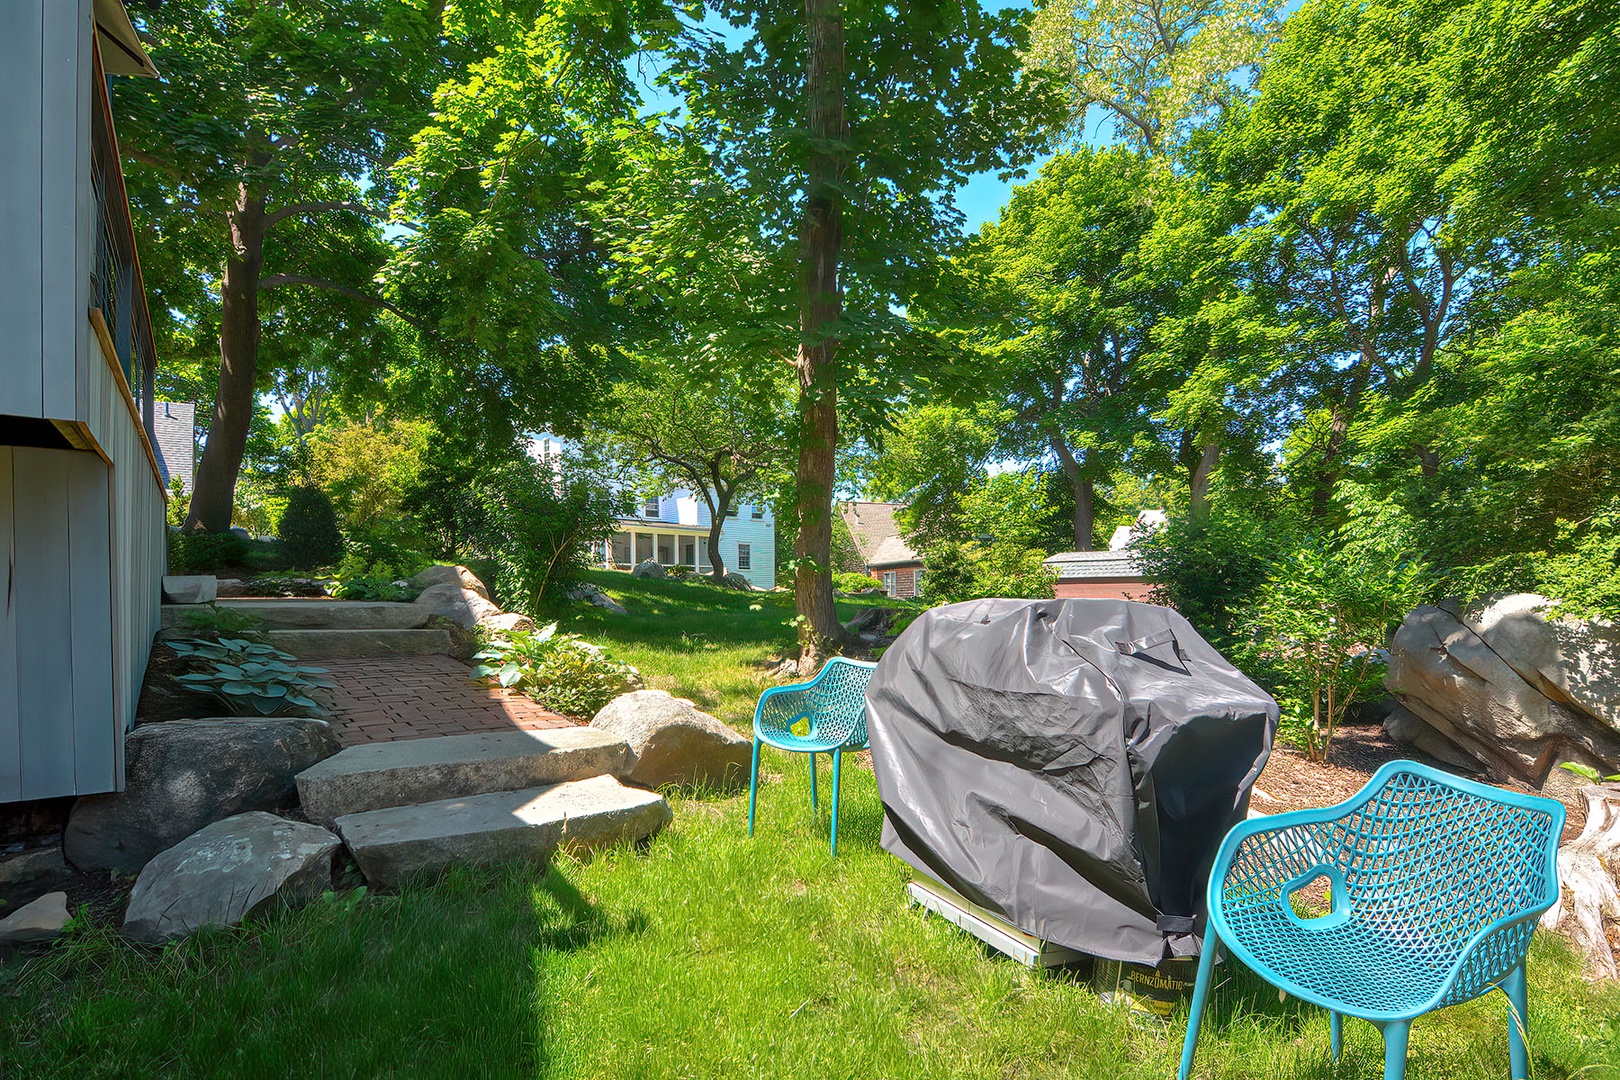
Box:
<box><xmin>1178</xmin><ymin>930</ymin><xmax>1220</xmax><ymax>1080</ymax></box>
<box><xmin>747</xmin><ymin>737</ymin><xmax>762</xmax><ymax>837</ymax></box>
<box><xmin>1330</xmin><ymin>1011</ymin><xmax>1342</xmax><ymax>1062</ymax></box>
<box><xmin>830</xmin><ymin>747</ymin><xmax>843</xmax><ymax>857</ymax></box>
<box><xmin>1380</xmin><ymin>1020</ymin><xmax>1409</xmax><ymax>1080</ymax></box>
<box><xmin>1504</xmin><ymin>962</ymin><xmax>1530</xmax><ymax>1080</ymax></box>
<box><xmin>808</xmin><ymin>752</ymin><xmax>818</xmax><ymax>811</ymax></box>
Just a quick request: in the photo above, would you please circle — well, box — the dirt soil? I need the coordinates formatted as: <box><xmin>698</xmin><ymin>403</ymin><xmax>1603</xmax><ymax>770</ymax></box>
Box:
<box><xmin>133</xmin><ymin>642</ymin><xmax>216</xmax><ymax>725</ymax></box>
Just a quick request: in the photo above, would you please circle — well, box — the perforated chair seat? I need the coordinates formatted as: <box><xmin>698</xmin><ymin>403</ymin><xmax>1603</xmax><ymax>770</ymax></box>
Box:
<box><xmin>746</xmin><ymin>657</ymin><xmax>877</xmax><ymax>855</ymax></box>
<box><xmin>1180</xmin><ymin>760</ymin><xmax>1564</xmax><ymax>1080</ymax></box>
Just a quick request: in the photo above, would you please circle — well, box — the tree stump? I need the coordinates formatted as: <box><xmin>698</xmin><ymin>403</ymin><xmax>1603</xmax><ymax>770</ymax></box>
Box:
<box><xmin>1540</xmin><ymin>783</ymin><xmax>1620</xmax><ymax>980</ymax></box>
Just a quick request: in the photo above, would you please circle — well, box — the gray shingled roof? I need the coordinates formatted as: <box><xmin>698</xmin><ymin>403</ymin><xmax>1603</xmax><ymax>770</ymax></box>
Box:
<box><xmin>838</xmin><ymin>501</ymin><xmax>919</xmax><ymax>568</ymax></box>
<box><xmin>151</xmin><ymin>400</ymin><xmax>195</xmax><ymax>493</ymax></box>
<box><xmin>1042</xmin><ymin>549</ymin><xmax>1143</xmax><ymax>580</ymax></box>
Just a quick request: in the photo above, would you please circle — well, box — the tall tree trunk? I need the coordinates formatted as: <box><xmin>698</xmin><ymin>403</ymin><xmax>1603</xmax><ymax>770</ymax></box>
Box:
<box><xmin>793</xmin><ymin>0</ymin><xmax>852</xmax><ymax>665</ymax></box>
<box><xmin>707</xmin><ymin>485</ymin><xmax>731</xmax><ymax>584</ymax></box>
<box><xmin>1309</xmin><ymin>359</ymin><xmax>1372</xmax><ymax>522</ymax></box>
<box><xmin>1189</xmin><ymin>441</ymin><xmax>1220</xmax><ymax>520</ymax></box>
<box><xmin>186</xmin><ymin>182</ymin><xmax>267</xmax><ymax>533</ymax></box>
<box><xmin>1051</xmin><ymin>436</ymin><xmax>1093</xmax><ymax>550</ymax></box>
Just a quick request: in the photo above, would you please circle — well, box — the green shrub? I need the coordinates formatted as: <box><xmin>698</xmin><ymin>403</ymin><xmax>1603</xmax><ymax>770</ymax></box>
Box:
<box><xmin>168</xmin><ymin>637</ymin><xmax>334</xmax><ymax>717</ymax></box>
<box><xmin>916</xmin><ymin>540</ymin><xmax>1056</xmax><ymax>604</ymax></box>
<box><xmin>471</xmin><ymin>624</ymin><xmax>638</xmax><ymax>718</ymax></box>
<box><xmin>168</xmin><ymin>530</ymin><xmax>251</xmax><ymax>575</ymax></box>
<box><xmin>1135</xmin><ymin>507</ymin><xmax>1293</xmax><ymax>654</ymax></box>
<box><xmin>1241</xmin><ymin>539</ymin><xmax>1432</xmax><ymax>761</ymax></box>
<box><xmin>834</xmin><ymin>571</ymin><xmax>880</xmax><ymax>593</ymax></box>
<box><xmin>278</xmin><ymin>487</ymin><xmax>345</xmax><ymax>569</ymax></box>
<box><xmin>331</xmin><ymin>547</ymin><xmax>427</xmax><ymax>602</ymax></box>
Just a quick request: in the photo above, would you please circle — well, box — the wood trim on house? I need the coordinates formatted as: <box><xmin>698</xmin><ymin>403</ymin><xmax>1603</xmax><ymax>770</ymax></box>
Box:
<box><xmin>88</xmin><ymin>306</ymin><xmax>166</xmax><ymax>489</ymax></box>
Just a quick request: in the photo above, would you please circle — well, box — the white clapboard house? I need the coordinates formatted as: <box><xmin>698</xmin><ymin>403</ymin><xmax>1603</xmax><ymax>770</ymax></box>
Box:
<box><xmin>0</xmin><ymin>1</ymin><xmax>166</xmax><ymax>803</ymax></box>
<box><xmin>534</xmin><ymin>435</ymin><xmax>777</xmax><ymax>590</ymax></box>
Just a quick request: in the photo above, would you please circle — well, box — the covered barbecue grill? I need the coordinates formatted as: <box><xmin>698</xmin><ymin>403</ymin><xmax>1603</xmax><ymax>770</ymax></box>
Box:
<box><xmin>866</xmin><ymin>598</ymin><xmax>1278</xmax><ymax>966</ymax></box>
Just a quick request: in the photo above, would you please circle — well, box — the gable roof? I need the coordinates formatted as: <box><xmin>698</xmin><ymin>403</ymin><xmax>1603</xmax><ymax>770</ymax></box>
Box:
<box><xmin>151</xmin><ymin>400</ymin><xmax>195</xmax><ymax>493</ymax></box>
<box><xmin>838</xmin><ymin>501</ymin><xmax>920</xmax><ymax>568</ymax></box>
<box><xmin>1042</xmin><ymin>549</ymin><xmax>1143</xmax><ymax>581</ymax></box>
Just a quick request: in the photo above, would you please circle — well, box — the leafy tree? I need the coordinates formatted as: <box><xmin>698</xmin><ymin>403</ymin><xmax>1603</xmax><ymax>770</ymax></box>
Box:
<box><xmin>278</xmin><ymin>487</ymin><xmax>345</xmax><ymax>569</ymax></box>
<box><xmin>917</xmin><ymin>539</ymin><xmax>1057</xmax><ymax>605</ymax></box>
<box><xmin>307</xmin><ymin>419</ymin><xmax>433</xmax><ymax>547</ymax></box>
<box><xmin>961</xmin><ymin>148</ymin><xmax>1166</xmax><ymax>549</ymax></box>
<box><xmin>116</xmin><ymin>1</ymin><xmax>445</xmax><ymax>533</ymax></box>
<box><xmin>620</xmin><ymin>1</ymin><xmax>1062</xmax><ymax>661</ymax></box>
<box><xmin>1027</xmin><ymin>0</ymin><xmax>1277</xmax><ymax>152</ymax></box>
<box><xmin>859</xmin><ymin>401</ymin><xmax>1007</xmax><ymax>550</ymax></box>
<box><xmin>594</xmin><ymin>362</ymin><xmax>793</xmax><ymax>584</ymax></box>
<box><xmin>1136</xmin><ymin>504</ymin><xmax>1291</xmax><ymax>654</ymax></box>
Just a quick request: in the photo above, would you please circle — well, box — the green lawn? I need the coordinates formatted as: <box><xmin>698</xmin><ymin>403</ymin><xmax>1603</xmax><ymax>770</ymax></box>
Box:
<box><xmin>537</xmin><ymin>568</ymin><xmax>897</xmax><ymax>727</ymax></box>
<box><xmin>3</xmin><ymin>574</ymin><xmax>1616</xmax><ymax>1078</ymax></box>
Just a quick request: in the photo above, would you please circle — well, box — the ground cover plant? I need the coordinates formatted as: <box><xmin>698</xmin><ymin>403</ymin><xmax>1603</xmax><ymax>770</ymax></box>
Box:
<box><xmin>3</xmin><ymin>759</ymin><xmax>1616</xmax><ymax>1079</ymax></box>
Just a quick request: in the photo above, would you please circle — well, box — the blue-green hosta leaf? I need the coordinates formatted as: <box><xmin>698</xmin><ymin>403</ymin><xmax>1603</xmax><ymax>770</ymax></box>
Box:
<box><xmin>498</xmin><ymin>662</ymin><xmax>525</xmax><ymax>688</ymax></box>
<box><xmin>175</xmin><ymin>673</ymin><xmax>217</xmax><ymax>684</ymax></box>
<box><xmin>470</xmin><ymin>664</ymin><xmax>497</xmax><ymax>679</ymax></box>
<box><xmin>221</xmin><ymin>682</ymin><xmax>258</xmax><ymax>696</ymax></box>
<box><xmin>249</xmin><ymin>696</ymin><xmax>280</xmax><ymax>715</ymax></box>
<box><xmin>287</xmin><ymin>695</ymin><xmax>321</xmax><ymax>711</ymax></box>
<box><xmin>260</xmin><ymin>683</ymin><xmax>289</xmax><ymax>698</ymax></box>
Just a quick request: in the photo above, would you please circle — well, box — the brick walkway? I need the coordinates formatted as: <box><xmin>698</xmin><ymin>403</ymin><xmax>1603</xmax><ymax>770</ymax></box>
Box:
<box><xmin>319</xmin><ymin>654</ymin><xmax>577</xmax><ymax>746</ymax></box>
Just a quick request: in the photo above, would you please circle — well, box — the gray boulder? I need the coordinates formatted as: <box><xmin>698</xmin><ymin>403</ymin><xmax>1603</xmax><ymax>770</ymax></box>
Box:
<box><xmin>412</xmin><ymin>583</ymin><xmax>501</xmax><ymax>630</ymax></box>
<box><xmin>161</xmin><ymin>575</ymin><xmax>217</xmax><ymax>604</ymax></box>
<box><xmin>409</xmin><ymin>564</ymin><xmax>489</xmax><ymax>599</ymax></box>
<box><xmin>845</xmin><ymin>606</ymin><xmax>903</xmax><ymax>636</ymax></box>
<box><xmin>1384</xmin><ymin>597</ymin><xmax>1620</xmax><ymax>792</ymax></box>
<box><xmin>591</xmin><ymin>690</ymin><xmax>751</xmax><ymax>790</ymax></box>
<box><xmin>0</xmin><ymin>891</ymin><xmax>70</xmax><ymax>944</ymax></box>
<box><xmin>65</xmin><ymin>717</ymin><xmax>340</xmax><ymax>873</ymax></box>
<box><xmin>631</xmin><ymin>560</ymin><xmax>666</xmax><ymax>580</ymax></box>
<box><xmin>565</xmin><ymin>581</ymin><xmax>628</xmax><ymax>615</ymax></box>
<box><xmin>483</xmin><ymin>612</ymin><xmax>536</xmax><ymax>634</ymax></box>
<box><xmin>719</xmin><ymin>572</ymin><xmax>753</xmax><ymax>591</ymax></box>
<box><xmin>0</xmin><ymin>845</ymin><xmax>68</xmax><ymax>889</ymax></box>
<box><xmin>123</xmin><ymin>813</ymin><xmax>340</xmax><ymax>942</ymax></box>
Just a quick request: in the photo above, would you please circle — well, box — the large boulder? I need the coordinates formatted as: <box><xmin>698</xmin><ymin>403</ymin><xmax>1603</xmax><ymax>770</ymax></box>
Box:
<box><xmin>631</xmin><ymin>560</ymin><xmax>666</xmax><ymax>580</ymax></box>
<box><xmin>719</xmin><ymin>572</ymin><xmax>753</xmax><ymax>591</ymax></box>
<box><xmin>845</xmin><ymin>606</ymin><xmax>904</xmax><ymax>637</ymax></box>
<box><xmin>1384</xmin><ymin>596</ymin><xmax>1620</xmax><ymax>792</ymax></box>
<box><xmin>64</xmin><ymin>717</ymin><xmax>340</xmax><ymax>873</ymax></box>
<box><xmin>483</xmin><ymin>612</ymin><xmax>536</xmax><ymax>634</ymax></box>
<box><xmin>161</xmin><ymin>575</ymin><xmax>217</xmax><ymax>604</ymax></box>
<box><xmin>412</xmin><ymin>583</ymin><xmax>501</xmax><ymax>630</ymax></box>
<box><xmin>590</xmin><ymin>690</ymin><xmax>751</xmax><ymax>790</ymax></box>
<box><xmin>409</xmin><ymin>564</ymin><xmax>488</xmax><ymax>599</ymax></box>
<box><xmin>123</xmin><ymin>813</ymin><xmax>340</xmax><ymax>942</ymax></box>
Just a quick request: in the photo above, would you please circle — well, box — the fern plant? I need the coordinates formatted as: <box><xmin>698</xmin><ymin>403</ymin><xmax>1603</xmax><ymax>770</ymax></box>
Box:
<box><xmin>168</xmin><ymin>637</ymin><xmax>335</xmax><ymax>717</ymax></box>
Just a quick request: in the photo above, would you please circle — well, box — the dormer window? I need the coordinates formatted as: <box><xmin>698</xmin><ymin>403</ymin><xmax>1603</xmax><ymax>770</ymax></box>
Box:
<box><xmin>644</xmin><ymin>497</ymin><xmax>660</xmax><ymax>517</ymax></box>
<box><xmin>726</xmin><ymin>506</ymin><xmax>739</xmax><ymax>517</ymax></box>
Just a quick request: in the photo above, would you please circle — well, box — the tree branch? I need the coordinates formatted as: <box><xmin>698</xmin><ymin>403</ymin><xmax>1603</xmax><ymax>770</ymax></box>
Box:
<box><xmin>258</xmin><ymin>273</ymin><xmax>420</xmax><ymax>327</ymax></box>
<box><xmin>262</xmin><ymin>201</ymin><xmax>387</xmax><ymax>230</ymax></box>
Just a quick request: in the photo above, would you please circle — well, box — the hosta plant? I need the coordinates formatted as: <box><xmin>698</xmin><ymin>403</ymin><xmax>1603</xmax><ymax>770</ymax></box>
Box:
<box><xmin>471</xmin><ymin>623</ymin><xmax>639</xmax><ymax>718</ymax></box>
<box><xmin>168</xmin><ymin>637</ymin><xmax>335</xmax><ymax>717</ymax></box>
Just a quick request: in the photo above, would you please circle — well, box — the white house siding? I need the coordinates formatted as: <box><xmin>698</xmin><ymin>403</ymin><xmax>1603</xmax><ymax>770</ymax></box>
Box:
<box><xmin>612</xmin><ymin>490</ymin><xmax>776</xmax><ymax>589</ymax></box>
<box><xmin>535</xmin><ymin>435</ymin><xmax>779</xmax><ymax>589</ymax></box>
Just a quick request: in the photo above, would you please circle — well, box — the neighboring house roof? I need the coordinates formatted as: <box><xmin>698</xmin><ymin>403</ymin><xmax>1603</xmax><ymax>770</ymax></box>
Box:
<box><xmin>838</xmin><ymin>501</ymin><xmax>920</xmax><ymax>568</ymax></box>
<box><xmin>151</xmin><ymin>401</ymin><xmax>195</xmax><ymax>493</ymax></box>
<box><xmin>1043</xmin><ymin>549</ymin><xmax>1143</xmax><ymax>581</ymax></box>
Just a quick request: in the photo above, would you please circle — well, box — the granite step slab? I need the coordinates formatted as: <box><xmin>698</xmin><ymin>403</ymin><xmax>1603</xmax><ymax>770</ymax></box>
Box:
<box><xmin>334</xmin><ymin>775</ymin><xmax>671</xmax><ymax>887</ymax></box>
<box><xmin>261</xmin><ymin>628</ymin><xmax>454</xmax><ymax>660</ymax></box>
<box><xmin>296</xmin><ymin>727</ymin><xmax>632</xmax><ymax>826</ymax></box>
<box><xmin>161</xmin><ymin>599</ymin><xmax>433</xmax><ymax>632</ymax></box>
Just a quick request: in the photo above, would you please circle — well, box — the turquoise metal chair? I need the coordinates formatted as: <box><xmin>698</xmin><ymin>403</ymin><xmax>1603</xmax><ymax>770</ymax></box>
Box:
<box><xmin>1180</xmin><ymin>760</ymin><xmax>1564</xmax><ymax>1080</ymax></box>
<box><xmin>747</xmin><ymin>657</ymin><xmax>877</xmax><ymax>856</ymax></box>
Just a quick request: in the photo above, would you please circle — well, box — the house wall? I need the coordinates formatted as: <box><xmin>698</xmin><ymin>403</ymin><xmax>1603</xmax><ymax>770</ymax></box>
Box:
<box><xmin>0</xmin><ymin>0</ymin><xmax>94</xmax><ymax>425</ymax></box>
<box><xmin>877</xmin><ymin>566</ymin><xmax>921</xmax><ymax>600</ymax></box>
<box><xmin>0</xmin><ymin>3</ymin><xmax>165</xmax><ymax>802</ymax></box>
<box><xmin>1054</xmin><ymin>578</ymin><xmax>1152</xmax><ymax>602</ymax></box>
<box><xmin>618</xmin><ymin>492</ymin><xmax>777</xmax><ymax>589</ymax></box>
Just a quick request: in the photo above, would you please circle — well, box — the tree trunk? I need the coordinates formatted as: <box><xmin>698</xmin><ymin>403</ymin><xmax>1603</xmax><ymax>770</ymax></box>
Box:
<box><xmin>1540</xmin><ymin>783</ymin><xmax>1620</xmax><ymax>981</ymax></box>
<box><xmin>793</xmin><ymin>0</ymin><xmax>852</xmax><ymax>666</ymax></box>
<box><xmin>1051</xmin><ymin>436</ymin><xmax>1093</xmax><ymax>550</ymax></box>
<box><xmin>1189</xmin><ymin>441</ymin><xmax>1220</xmax><ymax>520</ymax></box>
<box><xmin>707</xmin><ymin>487</ymin><xmax>731</xmax><ymax>584</ymax></box>
<box><xmin>1309</xmin><ymin>360</ymin><xmax>1371</xmax><ymax>522</ymax></box>
<box><xmin>185</xmin><ymin>182</ymin><xmax>267</xmax><ymax>533</ymax></box>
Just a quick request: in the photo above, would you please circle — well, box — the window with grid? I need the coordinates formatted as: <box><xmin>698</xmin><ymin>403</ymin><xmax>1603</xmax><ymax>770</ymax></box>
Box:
<box><xmin>644</xmin><ymin>496</ymin><xmax>659</xmax><ymax>517</ymax></box>
<box><xmin>737</xmin><ymin>543</ymin><xmax>752</xmax><ymax>570</ymax></box>
<box><xmin>883</xmin><ymin>571</ymin><xmax>897</xmax><ymax>595</ymax></box>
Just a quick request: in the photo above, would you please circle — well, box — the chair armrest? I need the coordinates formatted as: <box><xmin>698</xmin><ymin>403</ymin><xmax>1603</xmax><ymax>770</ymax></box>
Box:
<box><xmin>1211</xmin><ymin>807</ymin><xmax>1350</xmax><ymax>892</ymax></box>
<box><xmin>1433</xmin><ymin>907</ymin><xmax>1548</xmax><ymax>1009</ymax></box>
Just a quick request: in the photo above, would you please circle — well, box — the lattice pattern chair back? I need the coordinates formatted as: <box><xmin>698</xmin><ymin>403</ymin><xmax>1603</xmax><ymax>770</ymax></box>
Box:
<box><xmin>747</xmin><ymin>658</ymin><xmax>878</xmax><ymax>856</ymax></box>
<box><xmin>1181</xmin><ymin>760</ymin><xmax>1565</xmax><ymax>1080</ymax></box>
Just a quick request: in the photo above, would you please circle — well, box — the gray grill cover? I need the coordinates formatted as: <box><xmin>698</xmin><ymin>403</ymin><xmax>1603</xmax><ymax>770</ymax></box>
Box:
<box><xmin>866</xmin><ymin>598</ymin><xmax>1277</xmax><ymax>965</ymax></box>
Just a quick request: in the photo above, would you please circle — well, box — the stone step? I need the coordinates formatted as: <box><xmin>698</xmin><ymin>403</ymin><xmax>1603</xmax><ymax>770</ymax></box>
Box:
<box><xmin>334</xmin><ymin>775</ymin><xmax>671</xmax><ymax>887</ymax></box>
<box><xmin>162</xmin><ymin>599</ymin><xmax>432</xmax><ymax>632</ymax></box>
<box><xmin>296</xmin><ymin>727</ymin><xmax>632</xmax><ymax>826</ymax></box>
<box><xmin>262</xmin><ymin>628</ymin><xmax>453</xmax><ymax>661</ymax></box>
